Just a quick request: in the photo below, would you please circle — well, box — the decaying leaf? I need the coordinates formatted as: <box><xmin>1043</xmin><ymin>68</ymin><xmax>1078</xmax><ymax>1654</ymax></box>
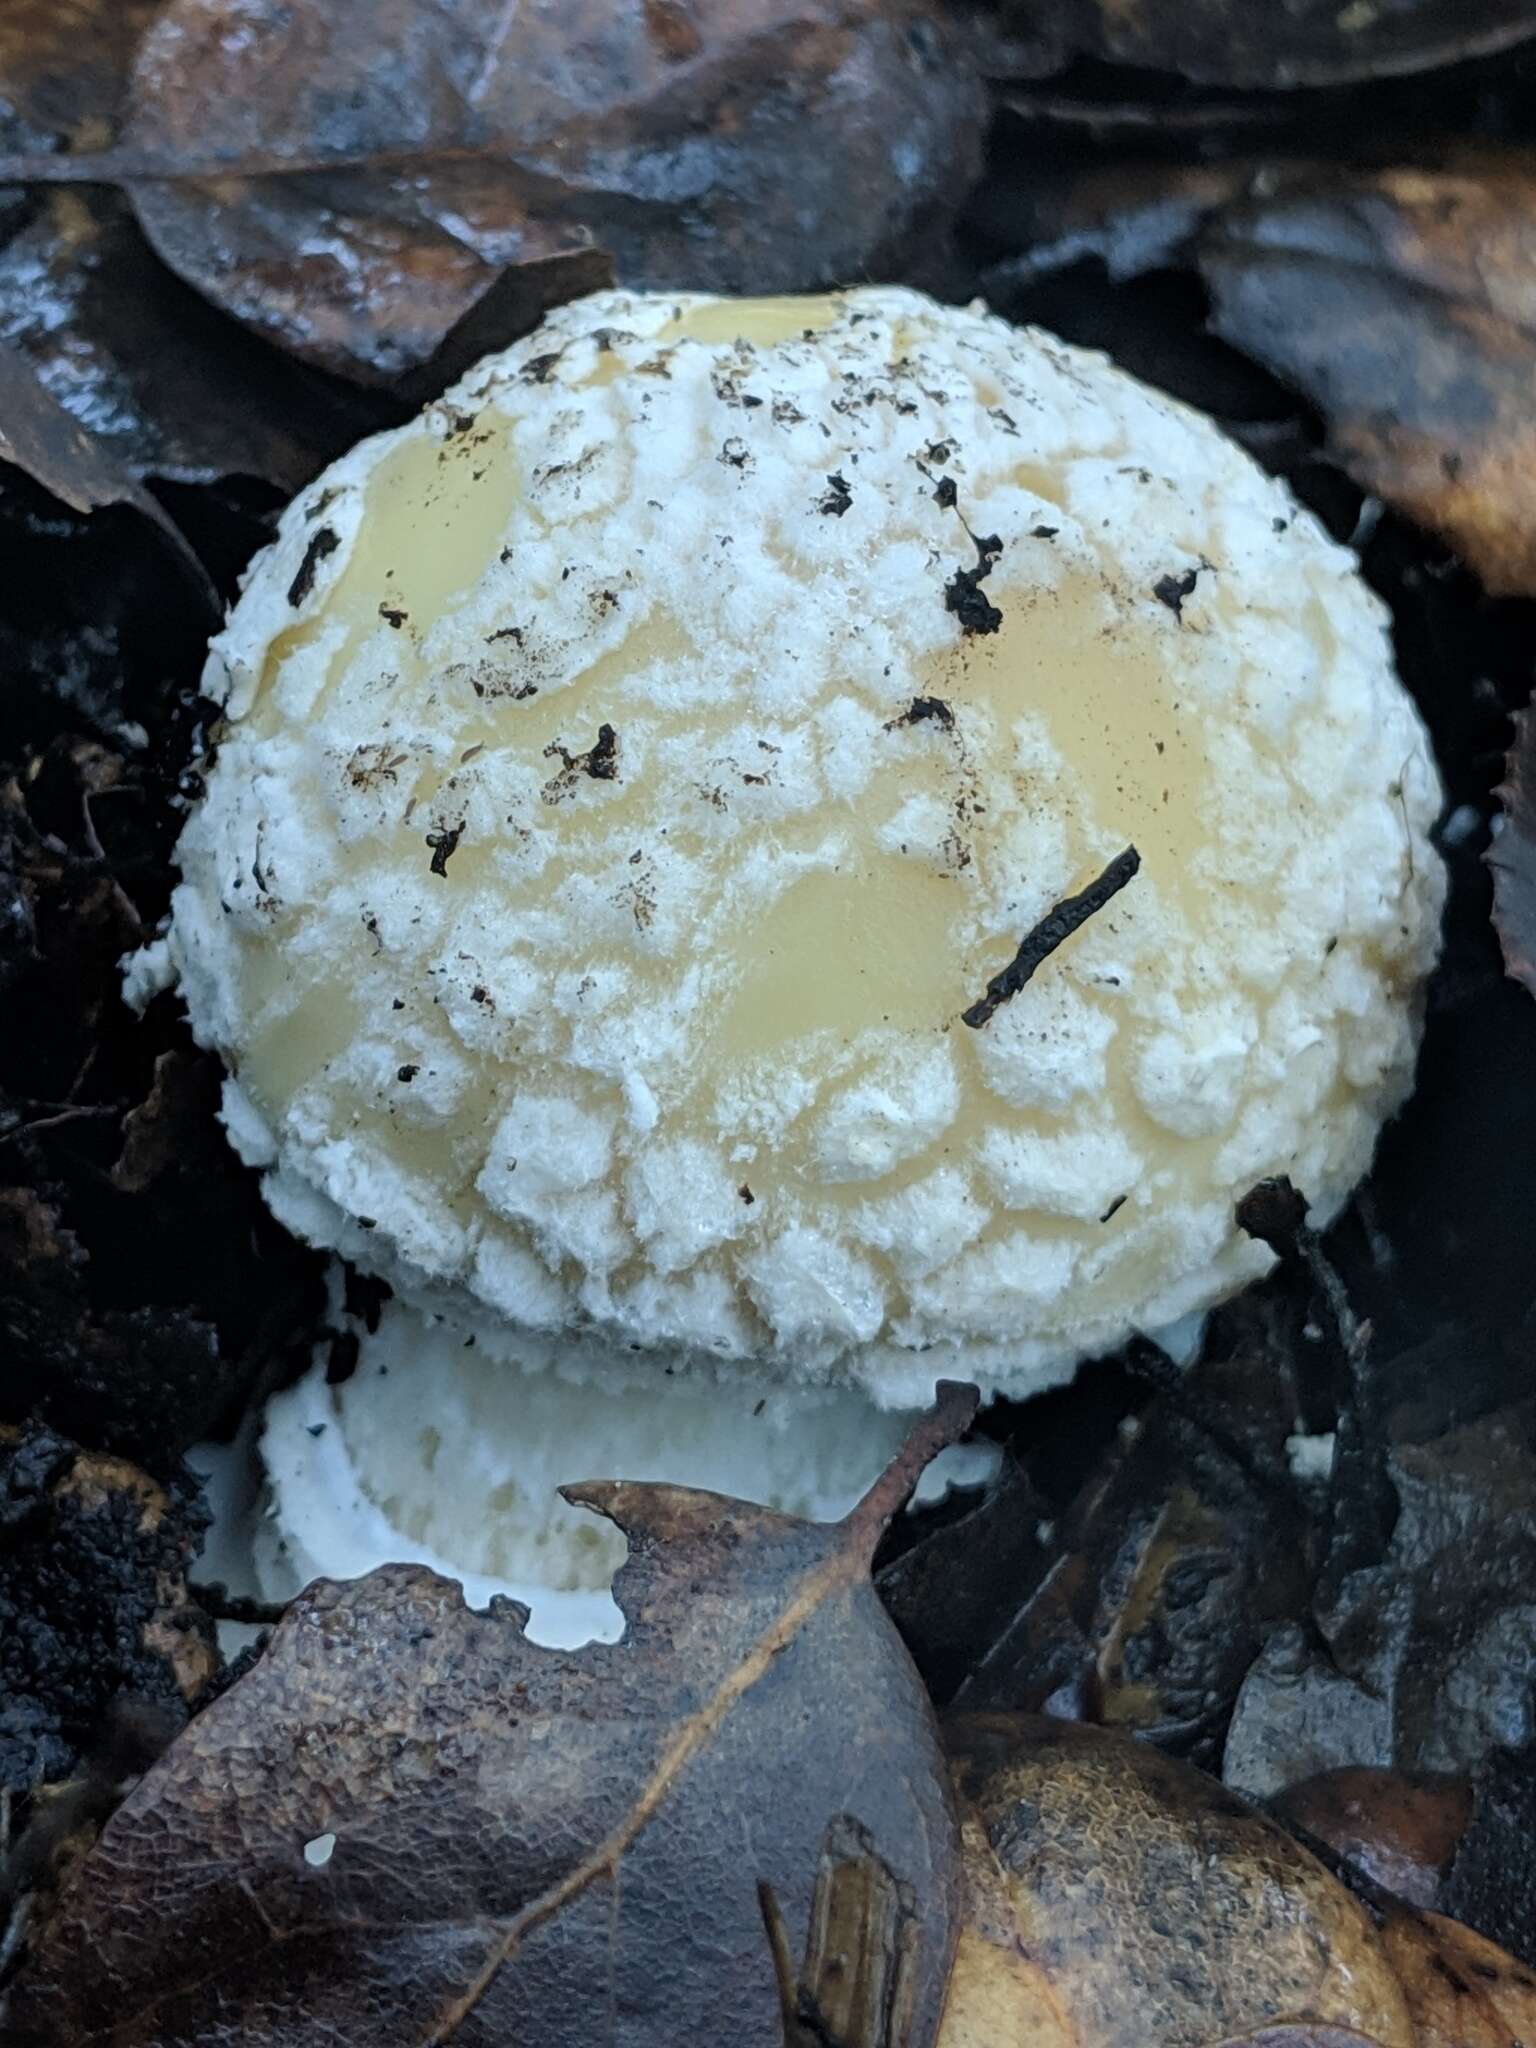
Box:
<box><xmin>1489</xmin><ymin>700</ymin><xmax>1536</xmax><ymax>997</ymax></box>
<box><xmin>883</xmin><ymin>1327</ymin><xmax>1313</xmax><ymax>1764</ymax></box>
<box><xmin>984</xmin><ymin>152</ymin><xmax>1536</xmax><ymax>598</ymax></box>
<box><xmin>1200</xmin><ymin>163</ymin><xmax>1536</xmax><ymax>597</ymax></box>
<box><xmin>1224</xmin><ymin>1396</ymin><xmax>1536</xmax><ymax>1797</ymax></box>
<box><xmin>0</xmin><ymin>337</ymin><xmax>212</xmax><ymax>597</ymax></box>
<box><xmin>0</xmin><ymin>2</ymin><xmax>353</xmax><ymax>523</ymax></box>
<box><xmin>1274</xmin><ymin>1768</ymin><xmax>1473</xmax><ymax>1913</ymax></box>
<box><xmin>934</xmin><ymin>1715</ymin><xmax>1536</xmax><ymax>2048</ymax></box>
<box><xmin>1441</xmin><ymin>1746</ymin><xmax>1536</xmax><ymax>1969</ymax></box>
<box><xmin>0</xmin><ymin>191</ymin><xmax>380</xmax><ymax>495</ymax></box>
<box><xmin>940</xmin><ymin>1714</ymin><xmax>1416</xmax><ymax>2047</ymax></box>
<box><xmin>1276</xmin><ymin>1750</ymin><xmax>1536</xmax><ymax>1971</ymax></box>
<box><xmin>5</xmin><ymin>1391</ymin><xmax>974</xmax><ymax>2046</ymax></box>
<box><xmin>104</xmin><ymin>0</ymin><xmax>986</xmax><ymax>384</ymax></box>
<box><xmin>876</xmin><ymin>1450</ymin><xmax>1056</xmax><ymax>1708</ymax></box>
<box><xmin>0</xmin><ymin>0</ymin><xmax>156</xmax><ymax>154</ymax></box>
<box><xmin>979</xmin><ymin>157</ymin><xmax>1260</xmax><ymax>289</ymax></box>
<box><xmin>983</xmin><ymin>0</ymin><xmax>1536</xmax><ymax>89</ymax></box>
<box><xmin>1372</xmin><ymin>1898</ymin><xmax>1536</xmax><ymax>2047</ymax></box>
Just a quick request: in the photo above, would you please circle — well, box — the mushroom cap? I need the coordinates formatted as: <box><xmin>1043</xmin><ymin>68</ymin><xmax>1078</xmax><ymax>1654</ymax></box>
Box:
<box><xmin>161</xmin><ymin>286</ymin><xmax>1444</xmax><ymax>1405</ymax></box>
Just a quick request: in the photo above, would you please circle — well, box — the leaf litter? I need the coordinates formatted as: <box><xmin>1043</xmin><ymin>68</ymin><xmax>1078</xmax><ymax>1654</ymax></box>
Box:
<box><xmin>2</xmin><ymin>4</ymin><xmax>1536</xmax><ymax>2036</ymax></box>
<box><xmin>0</xmin><ymin>0</ymin><xmax>990</xmax><ymax>386</ymax></box>
<box><xmin>5</xmin><ymin>1393</ymin><xmax>975</xmax><ymax>2047</ymax></box>
<box><xmin>978</xmin><ymin>0</ymin><xmax>1536</xmax><ymax>89</ymax></box>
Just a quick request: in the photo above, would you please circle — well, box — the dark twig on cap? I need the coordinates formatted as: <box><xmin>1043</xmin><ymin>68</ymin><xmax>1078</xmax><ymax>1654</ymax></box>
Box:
<box><xmin>962</xmin><ymin>846</ymin><xmax>1141</xmax><ymax>1029</ymax></box>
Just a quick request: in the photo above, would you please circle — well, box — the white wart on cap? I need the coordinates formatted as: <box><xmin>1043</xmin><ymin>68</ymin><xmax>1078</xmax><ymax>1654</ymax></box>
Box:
<box><xmin>159</xmin><ymin>286</ymin><xmax>1445</xmax><ymax>1406</ymax></box>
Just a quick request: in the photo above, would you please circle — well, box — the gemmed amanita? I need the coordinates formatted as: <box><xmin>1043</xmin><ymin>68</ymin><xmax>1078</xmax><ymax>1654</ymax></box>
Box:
<box><xmin>131</xmin><ymin>288</ymin><xmax>1445</xmax><ymax>1639</ymax></box>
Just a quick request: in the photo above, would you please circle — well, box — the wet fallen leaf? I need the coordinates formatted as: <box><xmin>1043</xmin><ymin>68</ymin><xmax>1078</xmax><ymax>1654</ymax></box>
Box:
<box><xmin>1224</xmin><ymin>1397</ymin><xmax>1536</xmax><ymax>1796</ymax></box>
<box><xmin>982</xmin><ymin>152</ymin><xmax>1536</xmax><ymax>598</ymax></box>
<box><xmin>1203</xmin><ymin>2032</ymin><xmax>1386</xmax><ymax>2046</ymax></box>
<box><xmin>0</xmin><ymin>190</ymin><xmax>381</xmax><ymax>494</ymax></box>
<box><xmin>1276</xmin><ymin>1751</ymin><xmax>1536</xmax><ymax>1971</ymax></box>
<box><xmin>940</xmin><ymin>1714</ymin><xmax>1415</xmax><ymax>2046</ymax></box>
<box><xmin>934</xmin><ymin>1715</ymin><xmax>1536</xmax><ymax>2047</ymax></box>
<box><xmin>0</xmin><ymin>0</ymin><xmax>156</xmax><ymax>154</ymax></box>
<box><xmin>1274</xmin><ymin>1768</ymin><xmax>1473</xmax><ymax>1913</ymax></box>
<box><xmin>1373</xmin><ymin>1900</ymin><xmax>1536</xmax><ymax>2047</ymax></box>
<box><xmin>92</xmin><ymin>0</ymin><xmax>987</xmax><ymax>384</ymax></box>
<box><xmin>0</xmin><ymin>16</ymin><xmax>392</xmax><ymax>504</ymax></box>
<box><xmin>984</xmin><ymin>0</ymin><xmax>1536</xmax><ymax>88</ymax></box>
<box><xmin>1489</xmin><ymin>700</ymin><xmax>1536</xmax><ymax>997</ymax></box>
<box><xmin>1439</xmin><ymin>1746</ymin><xmax>1536</xmax><ymax>1969</ymax></box>
<box><xmin>760</xmin><ymin>1813</ymin><xmax>924</xmax><ymax>2048</ymax></box>
<box><xmin>978</xmin><ymin>157</ymin><xmax>1258</xmax><ymax>285</ymax></box>
<box><xmin>5</xmin><ymin>1392</ymin><xmax>974</xmax><ymax>2046</ymax></box>
<box><xmin>897</xmin><ymin>1327</ymin><xmax>1313</xmax><ymax>1764</ymax></box>
<box><xmin>876</xmin><ymin>1450</ymin><xmax>1056</xmax><ymax>1708</ymax></box>
<box><xmin>0</xmin><ymin>337</ymin><xmax>211</xmax><ymax>598</ymax></box>
<box><xmin>1199</xmin><ymin>162</ymin><xmax>1536</xmax><ymax>596</ymax></box>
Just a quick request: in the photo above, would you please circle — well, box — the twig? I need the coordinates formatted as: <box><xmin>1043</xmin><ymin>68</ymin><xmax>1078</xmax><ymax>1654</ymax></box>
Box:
<box><xmin>963</xmin><ymin>847</ymin><xmax>1141</xmax><ymax>1028</ymax></box>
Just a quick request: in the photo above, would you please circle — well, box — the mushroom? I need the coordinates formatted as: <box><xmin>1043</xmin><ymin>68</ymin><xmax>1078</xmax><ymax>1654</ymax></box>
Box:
<box><xmin>138</xmin><ymin>287</ymin><xmax>1445</xmax><ymax>1639</ymax></box>
<box><xmin>255</xmin><ymin>1283</ymin><xmax>992</xmax><ymax>1645</ymax></box>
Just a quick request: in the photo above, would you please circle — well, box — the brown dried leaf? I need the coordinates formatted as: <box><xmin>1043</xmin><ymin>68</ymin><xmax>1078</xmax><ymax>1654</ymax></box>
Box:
<box><xmin>1273</xmin><ymin>1767</ymin><xmax>1472</xmax><ymax>1914</ymax></box>
<box><xmin>1376</xmin><ymin>1902</ymin><xmax>1536</xmax><ymax>2047</ymax></box>
<box><xmin>0</xmin><ymin>190</ymin><xmax>377</xmax><ymax>494</ymax></box>
<box><xmin>939</xmin><ymin>1714</ymin><xmax>1416</xmax><ymax>2048</ymax></box>
<box><xmin>6</xmin><ymin>1392</ymin><xmax>974</xmax><ymax>2047</ymax></box>
<box><xmin>1489</xmin><ymin>700</ymin><xmax>1536</xmax><ymax>997</ymax></box>
<box><xmin>0</xmin><ymin>337</ymin><xmax>183</xmax><ymax>536</ymax></box>
<box><xmin>1198</xmin><ymin>162</ymin><xmax>1536</xmax><ymax>596</ymax></box>
<box><xmin>987</xmin><ymin>0</ymin><xmax>1536</xmax><ymax>88</ymax></box>
<box><xmin>108</xmin><ymin>0</ymin><xmax>985</xmax><ymax>385</ymax></box>
<box><xmin>0</xmin><ymin>0</ymin><xmax>157</xmax><ymax>152</ymax></box>
<box><xmin>938</xmin><ymin>1344</ymin><xmax>1312</xmax><ymax>1760</ymax></box>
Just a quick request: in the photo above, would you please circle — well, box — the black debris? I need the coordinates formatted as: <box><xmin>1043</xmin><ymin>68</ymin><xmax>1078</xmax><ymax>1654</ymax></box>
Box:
<box><xmin>1154</xmin><ymin>567</ymin><xmax>1201</xmax><ymax>618</ymax></box>
<box><xmin>963</xmin><ymin>846</ymin><xmax>1141</xmax><ymax>1029</ymax></box>
<box><xmin>425</xmin><ymin>824</ymin><xmax>463</xmax><ymax>877</ymax></box>
<box><xmin>542</xmin><ymin>724</ymin><xmax>620</xmax><ymax>801</ymax></box>
<box><xmin>819</xmin><ymin>471</ymin><xmax>853</xmax><ymax>516</ymax></box>
<box><xmin>888</xmin><ymin>696</ymin><xmax>955</xmax><ymax>731</ymax></box>
<box><xmin>945</xmin><ymin>536</ymin><xmax>1004</xmax><ymax>637</ymax></box>
<box><xmin>286</xmin><ymin>526</ymin><xmax>339</xmax><ymax>608</ymax></box>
